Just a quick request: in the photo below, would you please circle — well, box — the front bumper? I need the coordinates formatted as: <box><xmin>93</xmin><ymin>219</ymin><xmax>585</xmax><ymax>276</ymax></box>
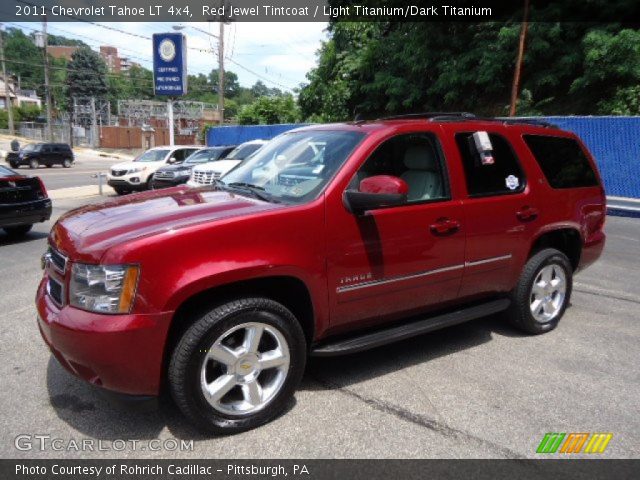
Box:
<box><xmin>151</xmin><ymin>176</ymin><xmax>189</xmax><ymax>189</ymax></box>
<box><xmin>36</xmin><ymin>277</ymin><xmax>173</xmax><ymax>396</ymax></box>
<box><xmin>107</xmin><ymin>177</ymin><xmax>147</xmax><ymax>191</ymax></box>
<box><xmin>0</xmin><ymin>198</ymin><xmax>52</xmax><ymax>227</ymax></box>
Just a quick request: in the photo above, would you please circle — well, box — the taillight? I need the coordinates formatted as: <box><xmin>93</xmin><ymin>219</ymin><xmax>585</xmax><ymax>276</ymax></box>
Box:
<box><xmin>37</xmin><ymin>177</ymin><xmax>48</xmax><ymax>199</ymax></box>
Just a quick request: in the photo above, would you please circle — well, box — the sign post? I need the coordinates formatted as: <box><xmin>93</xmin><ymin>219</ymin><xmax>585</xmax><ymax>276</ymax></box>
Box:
<box><xmin>152</xmin><ymin>33</ymin><xmax>187</xmax><ymax>146</ymax></box>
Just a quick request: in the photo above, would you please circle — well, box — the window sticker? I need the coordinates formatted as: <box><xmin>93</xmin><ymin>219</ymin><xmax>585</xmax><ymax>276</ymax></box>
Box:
<box><xmin>505</xmin><ymin>175</ymin><xmax>520</xmax><ymax>190</ymax></box>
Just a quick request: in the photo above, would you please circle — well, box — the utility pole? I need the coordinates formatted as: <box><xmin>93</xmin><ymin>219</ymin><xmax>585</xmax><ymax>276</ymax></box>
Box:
<box><xmin>0</xmin><ymin>23</ymin><xmax>15</xmax><ymax>135</ymax></box>
<box><xmin>90</xmin><ymin>97</ymin><xmax>97</xmax><ymax>147</ymax></box>
<box><xmin>38</xmin><ymin>17</ymin><xmax>53</xmax><ymax>141</ymax></box>
<box><xmin>167</xmin><ymin>98</ymin><xmax>174</xmax><ymax>146</ymax></box>
<box><xmin>218</xmin><ymin>20</ymin><xmax>224</xmax><ymax>125</ymax></box>
<box><xmin>509</xmin><ymin>0</ymin><xmax>530</xmax><ymax>117</ymax></box>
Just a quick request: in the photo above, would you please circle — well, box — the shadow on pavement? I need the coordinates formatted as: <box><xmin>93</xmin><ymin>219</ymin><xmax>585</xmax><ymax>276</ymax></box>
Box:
<box><xmin>0</xmin><ymin>231</ymin><xmax>48</xmax><ymax>246</ymax></box>
<box><xmin>301</xmin><ymin>314</ymin><xmax>527</xmax><ymax>391</ymax></box>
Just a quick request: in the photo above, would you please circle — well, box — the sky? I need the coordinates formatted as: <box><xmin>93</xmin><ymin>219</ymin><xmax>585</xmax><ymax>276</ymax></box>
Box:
<box><xmin>9</xmin><ymin>21</ymin><xmax>329</xmax><ymax>91</ymax></box>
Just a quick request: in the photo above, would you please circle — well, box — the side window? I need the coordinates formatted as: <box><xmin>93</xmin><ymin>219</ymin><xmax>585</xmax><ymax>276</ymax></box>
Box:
<box><xmin>523</xmin><ymin>135</ymin><xmax>598</xmax><ymax>189</ymax></box>
<box><xmin>455</xmin><ymin>132</ymin><xmax>525</xmax><ymax>197</ymax></box>
<box><xmin>42</xmin><ymin>146</ymin><xmax>52</xmax><ymax>154</ymax></box>
<box><xmin>353</xmin><ymin>132</ymin><xmax>449</xmax><ymax>203</ymax></box>
<box><xmin>173</xmin><ymin>149</ymin><xmax>187</xmax><ymax>162</ymax></box>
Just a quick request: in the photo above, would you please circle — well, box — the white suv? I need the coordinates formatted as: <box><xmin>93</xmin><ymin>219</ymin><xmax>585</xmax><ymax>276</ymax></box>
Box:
<box><xmin>187</xmin><ymin>140</ymin><xmax>267</xmax><ymax>187</ymax></box>
<box><xmin>108</xmin><ymin>146</ymin><xmax>201</xmax><ymax>194</ymax></box>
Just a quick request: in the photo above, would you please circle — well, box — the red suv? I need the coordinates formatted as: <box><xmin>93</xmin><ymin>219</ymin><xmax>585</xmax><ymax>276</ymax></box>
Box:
<box><xmin>36</xmin><ymin>114</ymin><xmax>606</xmax><ymax>433</ymax></box>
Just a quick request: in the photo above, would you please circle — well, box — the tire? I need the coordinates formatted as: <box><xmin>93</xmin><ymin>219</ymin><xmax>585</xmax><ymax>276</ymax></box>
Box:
<box><xmin>62</xmin><ymin>159</ymin><xmax>72</xmax><ymax>168</ymax></box>
<box><xmin>3</xmin><ymin>224</ymin><xmax>33</xmax><ymax>237</ymax></box>
<box><xmin>506</xmin><ymin>248</ymin><xmax>573</xmax><ymax>335</ymax></box>
<box><xmin>169</xmin><ymin>297</ymin><xmax>307</xmax><ymax>435</ymax></box>
<box><xmin>29</xmin><ymin>159</ymin><xmax>39</xmax><ymax>169</ymax></box>
<box><xmin>113</xmin><ymin>187</ymin><xmax>127</xmax><ymax>195</ymax></box>
<box><xmin>9</xmin><ymin>162</ymin><xmax>18</xmax><ymax>169</ymax></box>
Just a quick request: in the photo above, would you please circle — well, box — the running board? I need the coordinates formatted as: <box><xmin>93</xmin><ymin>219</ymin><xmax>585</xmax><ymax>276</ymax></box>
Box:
<box><xmin>311</xmin><ymin>299</ymin><xmax>510</xmax><ymax>357</ymax></box>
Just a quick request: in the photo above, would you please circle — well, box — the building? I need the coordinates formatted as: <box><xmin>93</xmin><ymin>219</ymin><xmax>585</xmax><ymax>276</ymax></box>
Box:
<box><xmin>0</xmin><ymin>75</ymin><xmax>42</xmax><ymax>110</ymax></box>
<box><xmin>46</xmin><ymin>45</ymin><xmax>79</xmax><ymax>61</ymax></box>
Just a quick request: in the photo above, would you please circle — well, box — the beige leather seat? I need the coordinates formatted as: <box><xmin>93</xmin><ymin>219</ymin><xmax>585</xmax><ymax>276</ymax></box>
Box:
<box><xmin>400</xmin><ymin>146</ymin><xmax>442</xmax><ymax>201</ymax></box>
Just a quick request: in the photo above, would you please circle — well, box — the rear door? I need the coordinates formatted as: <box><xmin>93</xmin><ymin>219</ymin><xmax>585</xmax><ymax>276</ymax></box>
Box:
<box><xmin>443</xmin><ymin>125</ymin><xmax>539</xmax><ymax>298</ymax></box>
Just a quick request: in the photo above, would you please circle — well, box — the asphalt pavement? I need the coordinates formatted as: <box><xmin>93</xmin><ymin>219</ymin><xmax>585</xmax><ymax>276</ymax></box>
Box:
<box><xmin>0</xmin><ymin>195</ymin><xmax>638</xmax><ymax>459</ymax></box>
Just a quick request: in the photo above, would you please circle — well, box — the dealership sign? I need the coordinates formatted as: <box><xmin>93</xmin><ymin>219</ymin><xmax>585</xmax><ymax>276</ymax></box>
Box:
<box><xmin>152</xmin><ymin>33</ymin><xmax>187</xmax><ymax>96</ymax></box>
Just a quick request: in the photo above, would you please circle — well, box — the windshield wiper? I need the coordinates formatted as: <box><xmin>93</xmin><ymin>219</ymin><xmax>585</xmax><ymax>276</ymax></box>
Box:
<box><xmin>223</xmin><ymin>182</ymin><xmax>279</xmax><ymax>203</ymax></box>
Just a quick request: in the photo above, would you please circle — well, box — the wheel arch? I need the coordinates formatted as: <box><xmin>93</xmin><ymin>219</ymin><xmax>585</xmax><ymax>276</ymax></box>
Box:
<box><xmin>161</xmin><ymin>274</ymin><xmax>316</xmax><ymax>389</ymax></box>
<box><xmin>528</xmin><ymin>227</ymin><xmax>582</xmax><ymax>271</ymax></box>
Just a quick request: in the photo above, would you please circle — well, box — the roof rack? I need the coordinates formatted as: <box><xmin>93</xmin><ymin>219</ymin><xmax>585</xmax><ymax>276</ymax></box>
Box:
<box><xmin>378</xmin><ymin>112</ymin><xmax>476</xmax><ymax>121</ymax></box>
<box><xmin>373</xmin><ymin>112</ymin><xmax>557</xmax><ymax>128</ymax></box>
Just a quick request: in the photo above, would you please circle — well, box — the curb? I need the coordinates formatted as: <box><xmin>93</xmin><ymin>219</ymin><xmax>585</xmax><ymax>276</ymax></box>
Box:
<box><xmin>48</xmin><ymin>185</ymin><xmax>116</xmax><ymax>200</ymax></box>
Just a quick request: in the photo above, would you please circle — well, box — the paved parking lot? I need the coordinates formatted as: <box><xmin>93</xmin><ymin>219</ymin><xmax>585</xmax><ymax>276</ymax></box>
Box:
<box><xmin>1</xmin><ymin>138</ymin><xmax>127</xmax><ymax>190</ymax></box>
<box><xmin>0</xmin><ymin>195</ymin><xmax>638</xmax><ymax>459</ymax></box>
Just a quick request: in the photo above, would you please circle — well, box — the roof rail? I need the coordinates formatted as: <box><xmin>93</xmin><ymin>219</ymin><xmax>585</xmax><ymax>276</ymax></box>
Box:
<box><xmin>379</xmin><ymin>112</ymin><xmax>476</xmax><ymax>121</ymax></box>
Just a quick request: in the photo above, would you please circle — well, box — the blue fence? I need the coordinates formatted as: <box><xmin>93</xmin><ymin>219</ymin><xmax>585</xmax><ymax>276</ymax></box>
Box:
<box><xmin>208</xmin><ymin>117</ymin><xmax>640</xmax><ymax>198</ymax></box>
<box><xmin>207</xmin><ymin>124</ymin><xmax>308</xmax><ymax>147</ymax></box>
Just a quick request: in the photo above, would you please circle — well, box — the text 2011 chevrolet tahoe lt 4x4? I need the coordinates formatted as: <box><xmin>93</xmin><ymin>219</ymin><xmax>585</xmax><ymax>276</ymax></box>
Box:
<box><xmin>37</xmin><ymin>114</ymin><xmax>606</xmax><ymax>433</ymax></box>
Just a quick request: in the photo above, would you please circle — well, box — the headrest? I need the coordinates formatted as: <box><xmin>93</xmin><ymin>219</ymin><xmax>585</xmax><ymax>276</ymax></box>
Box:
<box><xmin>403</xmin><ymin>145</ymin><xmax>438</xmax><ymax>171</ymax></box>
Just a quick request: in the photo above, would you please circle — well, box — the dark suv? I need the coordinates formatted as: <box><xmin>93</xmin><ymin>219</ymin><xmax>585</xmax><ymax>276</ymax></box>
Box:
<box><xmin>37</xmin><ymin>113</ymin><xmax>605</xmax><ymax>434</ymax></box>
<box><xmin>9</xmin><ymin>143</ymin><xmax>74</xmax><ymax>169</ymax></box>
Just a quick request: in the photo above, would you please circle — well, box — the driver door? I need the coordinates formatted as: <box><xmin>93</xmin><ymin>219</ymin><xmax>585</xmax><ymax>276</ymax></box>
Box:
<box><xmin>326</xmin><ymin>131</ymin><xmax>466</xmax><ymax>332</ymax></box>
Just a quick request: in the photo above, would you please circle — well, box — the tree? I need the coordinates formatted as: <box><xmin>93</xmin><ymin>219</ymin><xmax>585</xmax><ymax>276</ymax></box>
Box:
<box><xmin>236</xmin><ymin>94</ymin><xmax>300</xmax><ymax>125</ymax></box>
<box><xmin>298</xmin><ymin>17</ymin><xmax>640</xmax><ymax>119</ymax></box>
<box><xmin>66</xmin><ymin>47</ymin><xmax>108</xmax><ymax>101</ymax></box>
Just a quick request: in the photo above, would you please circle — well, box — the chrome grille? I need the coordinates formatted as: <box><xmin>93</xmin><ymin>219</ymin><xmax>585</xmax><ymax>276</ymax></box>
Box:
<box><xmin>192</xmin><ymin>170</ymin><xmax>220</xmax><ymax>185</ymax></box>
<box><xmin>154</xmin><ymin>170</ymin><xmax>175</xmax><ymax>180</ymax></box>
<box><xmin>48</xmin><ymin>247</ymin><xmax>68</xmax><ymax>274</ymax></box>
<box><xmin>47</xmin><ymin>276</ymin><xmax>64</xmax><ymax>307</ymax></box>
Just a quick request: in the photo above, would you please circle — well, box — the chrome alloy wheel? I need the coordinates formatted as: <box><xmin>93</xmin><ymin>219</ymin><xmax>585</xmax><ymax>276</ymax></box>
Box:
<box><xmin>530</xmin><ymin>264</ymin><xmax>567</xmax><ymax>323</ymax></box>
<box><xmin>200</xmin><ymin>322</ymin><xmax>290</xmax><ymax>416</ymax></box>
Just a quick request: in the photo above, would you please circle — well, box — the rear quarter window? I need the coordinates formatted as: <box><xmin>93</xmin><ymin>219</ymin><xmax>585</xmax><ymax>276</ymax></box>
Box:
<box><xmin>523</xmin><ymin>135</ymin><xmax>598</xmax><ymax>189</ymax></box>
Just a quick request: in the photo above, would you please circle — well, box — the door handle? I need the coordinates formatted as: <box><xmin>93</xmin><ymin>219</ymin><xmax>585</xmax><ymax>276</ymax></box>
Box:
<box><xmin>430</xmin><ymin>218</ymin><xmax>460</xmax><ymax>236</ymax></box>
<box><xmin>516</xmin><ymin>206</ymin><xmax>539</xmax><ymax>222</ymax></box>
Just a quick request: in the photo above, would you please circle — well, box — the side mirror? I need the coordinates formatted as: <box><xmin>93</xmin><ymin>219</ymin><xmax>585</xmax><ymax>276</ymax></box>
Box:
<box><xmin>343</xmin><ymin>175</ymin><xmax>408</xmax><ymax>215</ymax></box>
<box><xmin>168</xmin><ymin>156</ymin><xmax>177</xmax><ymax>164</ymax></box>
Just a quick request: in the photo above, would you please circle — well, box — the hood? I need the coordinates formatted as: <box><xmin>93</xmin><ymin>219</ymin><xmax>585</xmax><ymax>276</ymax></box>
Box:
<box><xmin>111</xmin><ymin>160</ymin><xmax>164</xmax><ymax>171</ymax></box>
<box><xmin>50</xmin><ymin>186</ymin><xmax>284</xmax><ymax>262</ymax></box>
<box><xmin>193</xmin><ymin>159</ymin><xmax>241</xmax><ymax>173</ymax></box>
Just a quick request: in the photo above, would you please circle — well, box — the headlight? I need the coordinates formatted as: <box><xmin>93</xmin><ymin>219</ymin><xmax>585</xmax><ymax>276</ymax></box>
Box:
<box><xmin>69</xmin><ymin>263</ymin><xmax>139</xmax><ymax>314</ymax></box>
<box><xmin>127</xmin><ymin>166</ymin><xmax>146</xmax><ymax>174</ymax></box>
<box><xmin>176</xmin><ymin>169</ymin><xmax>191</xmax><ymax>177</ymax></box>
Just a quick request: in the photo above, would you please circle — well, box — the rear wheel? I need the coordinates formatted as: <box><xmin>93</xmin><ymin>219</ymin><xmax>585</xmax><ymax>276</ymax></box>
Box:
<box><xmin>169</xmin><ymin>297</ymin><xmax>306</xmax><ymax>434</ymax></box>
<box><xmin>506</xmin><ymin>248</ymin><xmax>572</xmax><ymax>334</ymax></box>
<box><xmin>3</xmin><ymin>225</ymin><xmax>33</xmax><ymax>237</ymax></box>
<box><xmin>62</xmin><ymin>158</ymin><xmax>72</xmax><ymax>168</ymax></box>
<box><xmin>29</xmin><ymin>159</ymin><xmax>39</xmax><ymax>169</ymax></box>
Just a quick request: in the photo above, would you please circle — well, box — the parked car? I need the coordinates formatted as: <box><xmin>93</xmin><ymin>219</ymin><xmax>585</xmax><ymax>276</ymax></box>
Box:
<box><xmin>37</xmin><ymin>114</ymin><xmax>606</xmax><ymax>434</ymax></box>
<box><xmin>107</xmin><ymin>146</ymin><xmax>201</xmax><ymax>195</ymax></box>
<box><xmin>0</xmin><ymin>165</ymin><xmax>51</xmax><ymax>236</ymax></box>
<box><xmin>151</xmin><ymin>145</ymin><xmax>236</xmax><ymax>189</ymax></box>
<box><xmin>187</xmin><ymin>139</ymin><xmax>267</xmax><ymax>187</ymax></box>
<box><xmin>8</xmin><ymin>143</ymin><xmax>74</xmax><ymax>169</ymax></box>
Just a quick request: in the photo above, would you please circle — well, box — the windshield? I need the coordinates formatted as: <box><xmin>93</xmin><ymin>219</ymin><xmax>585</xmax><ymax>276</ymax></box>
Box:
<box><xmin>185</xmin><ymin>148</ymin><xmax>226</xmax><ymax>164</ymax></box>
<box><xmin>227</xmin><ymin>143</ymin><xmax>263</xmax><ymax>160</ymax></box>
<box><xmin>134</xmin><ymin>149</ymin><xmax>170</xmax><ymax>162</ymax></box>
<box><xmin>22</xmin><ymin>144</ymin><xmax>40</xmax><ymax>152</ymax></box>
<box><xmin>222</xmin><ymin>130</ymin><xmax>364</xmax><ymax>204</ymax></box>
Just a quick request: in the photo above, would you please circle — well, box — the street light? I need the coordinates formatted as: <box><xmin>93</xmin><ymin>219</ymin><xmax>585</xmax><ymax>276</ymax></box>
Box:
<box><xmin>173</xmin><ymin>23</ymin><xmax>225</xmax><ymax>124</ymax></box>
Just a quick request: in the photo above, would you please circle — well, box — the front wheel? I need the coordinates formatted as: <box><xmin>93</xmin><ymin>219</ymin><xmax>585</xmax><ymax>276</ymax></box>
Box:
<box><xmin>9</xmin><ymin>161</ymin><xmax>18</xmax><ymax>169</ymax></box>
<box><xmin>62</xmin><ymin>158</ymin><xmax>72</xmax><ymax>168</ymax></box>
<box><xmin>169</xmin><ymin>297</ymin><xmax>306</xmax><ymax>434</ymax></box>
<box><xmin>506</xmin><ymin>248</ymin><xmax>573</xmax><ymax>334</ymax></box>
<box><xmin>29</xmin><ymin>159</ymin><xmax>39</xmax><ymax>169</ymax></box>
